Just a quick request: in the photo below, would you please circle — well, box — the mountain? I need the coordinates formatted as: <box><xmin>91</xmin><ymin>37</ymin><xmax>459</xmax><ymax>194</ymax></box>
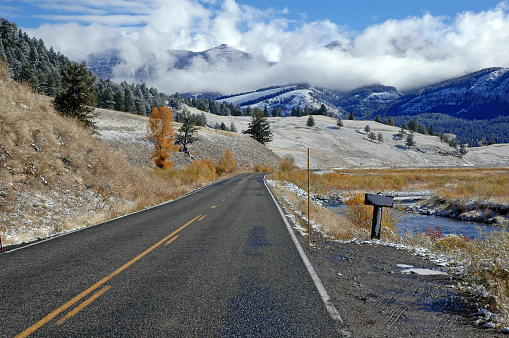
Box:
<box><xmin>86</xmin><ymin>44</ymin><xmax>265</xmax><ymax>83</ymax></box>
<box><xmin>214</xmin><ymin>68</ymin><xmax>509</xmax><ymax>145</ymax></box>
<box><xmin>215</xmin><ymin>84</ymin><xmax>340</xmax><ymax>115</ymax></box>
<box><xmin>383</xmin><ymin>68</ymin><xmax>509</xmax><ymax>120</ymax></box>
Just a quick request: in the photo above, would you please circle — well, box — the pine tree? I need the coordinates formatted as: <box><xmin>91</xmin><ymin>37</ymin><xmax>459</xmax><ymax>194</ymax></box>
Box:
<box><xmin>263</xmin><ymin>105</ymin><xmax>270</xmax><ymax>117</ymax></box>
<box><xmin>53</xmin><ymin>61</ymin><xmax>96</xmax><ymax>128</ymax></box>
<box><xmin>243</xmin><ymin>110</ymin><xmax>273</xmax><ymax>145</ymax></box>
<box><xmin>377</xmin><ymin>132</ymin><xmax>384</xmax><ymax>143</ymax></box>
<box><xmin>375</xmin><ymin>115</ymin><xmax>382</xmax><ymax>123</ymax></box>
<box><xmin>175</xmin><ymin>109</ymin><xmax>199</xmax><ymax>156</ymax></box>
<box><xmin>405</xmin><ymin>133</ymin><xmax>416</xmax><ymax>148</ymax></box>
<box><xmin>147</xmin><ymin>106</ymin><xmax>177</xmax><ymax>169</ymax></box>
<box><xmin>348</xmin><ymin>111</ymin><xmax>355</xmax><ymax>120</ymax></box>
<box><xmin>306</xmin><ymin>115</ymin><xmax>315</xmax><ymax>127</ymax></box>
<box><xmin>368</xmin><ymin>131</ymin><xmax>376</xmax><ymax>142</ymax></box>
<box><xmin>364</xmin><ymin>125</ymin><xmax>371</xmax><ymax>133</ymax></box>
<box><xmin>337</xmin><ymin>117</ymin><xmax>343</xmax><ymax>128</ymax></box>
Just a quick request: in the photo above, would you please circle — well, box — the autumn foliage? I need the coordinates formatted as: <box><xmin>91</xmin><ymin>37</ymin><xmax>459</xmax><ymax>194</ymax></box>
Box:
<box><xmin>216</xmin><ymin>148</ymin><xmax>237</xmax><ymax>175</ymax></box>
<box><xmin>147</xmin><ymin>106</ymin><xmax>177</xmax><ymax>169</ymax></box>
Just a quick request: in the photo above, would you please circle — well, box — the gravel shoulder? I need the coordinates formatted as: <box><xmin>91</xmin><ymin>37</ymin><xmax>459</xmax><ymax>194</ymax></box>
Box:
<box><xmin>301</xmin><ymin>236</ymin><xmax>503</xmax><ymax>337</ymax></box>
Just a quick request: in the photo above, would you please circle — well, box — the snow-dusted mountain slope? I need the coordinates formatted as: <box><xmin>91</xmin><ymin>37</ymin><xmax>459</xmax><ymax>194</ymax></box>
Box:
<box><xmin>385</xmin><ymin>68</ymin><xmax>509</xmax><ymax>119</ymax></box>
<box><xmin>216</xmin><ymin>85</ymin><xmax>339</xmax><ymax>115</ymax></box>
<box><xmin>182</xmin><ymin>106</ymin><xmax>509</xmax><ymax>170</ymax></box>
<box><xmin>86</xmin><ymin>44</ymin><xmax>266</xmax><ymax>83</ymax></box>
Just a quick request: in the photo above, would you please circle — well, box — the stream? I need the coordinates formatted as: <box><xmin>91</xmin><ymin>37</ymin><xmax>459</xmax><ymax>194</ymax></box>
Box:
<box><xmin>327</xmin><ymin>204</ymin><xmax>504</xmax><ymax>240</ymax></box>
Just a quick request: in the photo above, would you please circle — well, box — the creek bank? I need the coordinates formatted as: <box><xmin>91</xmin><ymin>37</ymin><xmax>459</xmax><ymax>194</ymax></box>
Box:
<box><xmin>317</xmin><ymin>191</ymin><xmax>509</xmax><ymax>227</ymax></box>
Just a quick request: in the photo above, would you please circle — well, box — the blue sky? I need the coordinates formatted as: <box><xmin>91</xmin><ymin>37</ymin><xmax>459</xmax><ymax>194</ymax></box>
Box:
<box><xmin>241</xmin><ymin>0</ymin><xmax>505</xmax><ymax>31</ymax></box>
<box><xmin>2</xmin><ymin>0</ymin><xmax>505</xmax><ymax>32</ymax></box>
<box><xmin>2</xmin><ymin>0</ymin><xmax>509</xmax><ymax>94</ymax></box>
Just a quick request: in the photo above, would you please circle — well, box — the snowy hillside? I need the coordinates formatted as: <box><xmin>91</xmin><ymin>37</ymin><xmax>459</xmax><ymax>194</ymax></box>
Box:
<box><xmin>183</xmin><ymin>106</ymin><xmax>509</xmax><ymax>170</ymax></box>
<box><xmin>386</xmin><ymin>68</ymin><xmax>509</xmax><ymax>120</ymax></box>
<box><xmin>216</xmin><ymin>85</ymin><xmax>339</xmax><ymax>116</ymax></box>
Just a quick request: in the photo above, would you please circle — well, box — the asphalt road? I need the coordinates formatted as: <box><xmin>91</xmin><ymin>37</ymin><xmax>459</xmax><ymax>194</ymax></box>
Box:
<box><xmin>0</xmin><ymin>173</ymin><xmax>345</xmax><ymax>337</ymax></box>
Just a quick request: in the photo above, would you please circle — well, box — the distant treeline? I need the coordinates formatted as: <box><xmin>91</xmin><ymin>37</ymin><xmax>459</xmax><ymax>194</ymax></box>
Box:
<box><xmin>0</xmin><ymin>18</ymin><xmax>168</xmax><ymax>116</ymax></box>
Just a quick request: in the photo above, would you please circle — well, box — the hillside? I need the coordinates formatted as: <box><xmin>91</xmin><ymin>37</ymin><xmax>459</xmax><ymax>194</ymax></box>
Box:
<box><xmin>187</xmin><ymin>108</ymin><xmax>509</xmax><ymax>170</ymax></box>
<box><xmin>93</xmin><ymin>108</ymin><xmax>281</xmax><ymax>170</ymax></box>
<box><xmin>0</xmin><ymin>67</ymin><xmax>185</xmax><ymax>246</ymax></box>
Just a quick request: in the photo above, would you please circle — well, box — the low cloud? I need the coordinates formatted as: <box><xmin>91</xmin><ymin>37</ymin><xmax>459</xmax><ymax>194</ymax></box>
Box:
<box><xmin>23</xmin><ymin>0</ymin><xmax>509</xmax><ymax>94</ymax></box>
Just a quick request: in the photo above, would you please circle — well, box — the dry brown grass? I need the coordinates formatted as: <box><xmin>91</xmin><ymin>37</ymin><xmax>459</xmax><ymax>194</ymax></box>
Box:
<box><xmin>276</xmin><ymin>167</ymin><xmax>509</xmax><ymax>204</ymax></box>
<box><xmin>271</xmin><ymin>182</ymin><xmax>367</xmax><ymax>240</ymax></box>
<box><xmin>0</xmin><ymin>63</ymin><xmax>206</xmax><ymax>245</ymax></box>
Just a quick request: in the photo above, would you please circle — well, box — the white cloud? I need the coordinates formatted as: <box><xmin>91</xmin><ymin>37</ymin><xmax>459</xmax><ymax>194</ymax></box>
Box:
<box><xmin>22</xmin><ymin>0</ymin><xmax>509</xmax><ymax>94</ymax></box>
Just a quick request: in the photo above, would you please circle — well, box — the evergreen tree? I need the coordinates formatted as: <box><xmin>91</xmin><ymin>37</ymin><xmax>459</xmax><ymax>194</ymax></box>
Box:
<box><xmin>123</xmin><ymin>84</ymin><xmax>136</xmax><ymax>113</ymax></box>
<box><xmin>459</xmin><ymin>143</ymin><xmax>468</xmax><ymax>156</ymax></box>
<box><xmin>53</xmin><ymin>61</ymin><xmax>96</xmax><ymax>128</ymax></box>
<box><xmin>374</xmin><ymin>115</ymin><xmax>382</xmax><ymax>123</ymax></box>
<box><xmin>243</xmin><ymin>110</ymin><xmax>273</xmax><ymax>145</ymax></box>
<box><xmin>399</xmin><ymin>127</ymin><xmax>406</xmax><ymax>138</ymax></box>
<box><xmin>427</xmin><ymin>125</ymin><xmax>434</xmax><ymax>136</ymax></box>
<box><xmin>377</xmin><ymin>132</ymin><xmax>384</xmax><ymax>143</ymax></box>
<box><xmin>408</xmin><ymin>118</ymin><xmax>418</xmax><ymax>132</ymax></box>
<box><xmin>318</xmin><ymin>104</ymin><xmax>327</xmax><ymax>115</ymax></box>
<box><xmin>385</xmin><ymin>116</ymin><xmax>395</xmax><ymax>126</ymax></box>
<box><xmin>230</xmin><ymin>122</ymin><xmax>237</xmax><ymax>132</ymax></box>
<box><xmin>417</xmin><ymin>123</ymin><xmax>427</xmax><ymax>134</ymax></box>
<box><xmin>368</xmin><ymin>131</ymin><xmax>376</xmax><ymax>142</ymax></box>
<box><xmin>405</xmin><ymin>133</ymin><xmax>416</xmax><ymax>148</ymax></box>
<box><xmin>175</xmin><ymin>109</ymin><xmax>199</xmax><ymax>155</ymax></box>
<box><xmin>306</xmin><ymin>115</ymin><xmax>315</xmax><ymax>127</ymax></box>
<box><xmin>263</xmin><ymin>105</ymin><xmax>270</xmax><ymax>117</ymax></box>
<box><xmin>364</xmin><ymin>125</ymin><xmax>371</xmax><ymax>133</ymax></box>
<box><xmin>337</xmin><ymin>118</ymin><xmax>343</xmax><ymax>128</ymax></box>
<box><xmin>348</xmin><ymin>111</ymin><xmax>355</xmax><ymax>120</ymax></box>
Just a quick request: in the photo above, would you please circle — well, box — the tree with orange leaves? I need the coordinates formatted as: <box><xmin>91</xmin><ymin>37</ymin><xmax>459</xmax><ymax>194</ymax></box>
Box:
<box><xmin>147</xmin><ymin>106</ymin><xmax>177</xmax><ymax>169</ymax></box>
<box><xmin>216</xmin><ymin>148</ymin><xmax>237</xmax><ymax>175</ymax></box>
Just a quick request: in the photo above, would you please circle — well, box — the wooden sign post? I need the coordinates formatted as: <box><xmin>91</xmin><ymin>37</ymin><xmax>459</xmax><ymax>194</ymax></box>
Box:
<box><xmin>364</xmin><ymin>193</ymin><xmax>394</xmax><ymax>239</ymax></box>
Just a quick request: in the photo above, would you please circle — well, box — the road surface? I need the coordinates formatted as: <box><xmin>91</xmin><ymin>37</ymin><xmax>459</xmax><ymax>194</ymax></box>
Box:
<box><xmin>0</xmin><ymin>173</ymin><xmax>346</xmax><ymax>337</ymax></box>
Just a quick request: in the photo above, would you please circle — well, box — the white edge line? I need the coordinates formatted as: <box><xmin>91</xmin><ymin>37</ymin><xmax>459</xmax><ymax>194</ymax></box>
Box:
<box><xmin>263</xmin><ymin>176</ymin><xmax>344</xmax><ymax>323</ymax></box>
<box><xmin>4</xmin><ymin>176</ymin><xmax>231</xmax><ymax>254</ymax></box>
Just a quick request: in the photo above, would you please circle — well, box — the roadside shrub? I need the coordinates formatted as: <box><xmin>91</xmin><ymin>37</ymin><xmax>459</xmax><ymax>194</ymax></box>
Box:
<box><xmin>278</xmin><ymin>155</ymin><xmax>295</xmax><ymax>172</ymax></box>
<box><xmin>216</xmin><ymin>148</ymin><xmax>236</xmax><ymax>175</ymax></box>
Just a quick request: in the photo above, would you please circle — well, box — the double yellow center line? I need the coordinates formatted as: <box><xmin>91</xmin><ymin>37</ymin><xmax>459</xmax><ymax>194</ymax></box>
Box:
<box><xmin>16</xmin><ymin>214</ymin><xmax>204</xmax><ymax>338</ymax></box>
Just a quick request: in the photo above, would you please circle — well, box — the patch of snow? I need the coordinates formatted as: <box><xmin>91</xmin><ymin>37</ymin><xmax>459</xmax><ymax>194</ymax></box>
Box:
<box><xmin>400</xmin><ymin>267</ymin><xmax>448</xmax><ymax>276</ymax></box>
<box><xmin>396</xmin><ymin>264</ymin><xmax>414</xmax><ymax>268</ymax></box>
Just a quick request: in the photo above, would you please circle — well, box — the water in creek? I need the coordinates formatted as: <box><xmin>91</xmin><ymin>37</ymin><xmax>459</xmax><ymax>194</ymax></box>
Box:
<box><xmin>327</xmin><ymin>204</ymin><xmax>505</xmax><ymax>240</ymax></box>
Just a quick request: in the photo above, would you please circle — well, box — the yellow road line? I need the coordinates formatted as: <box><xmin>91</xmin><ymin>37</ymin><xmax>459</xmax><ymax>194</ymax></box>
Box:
<box><xmin>164</xmin><ymin>235</ymin><xmax>179</xmax><ymax>246</ymax></box>
<box><xmin>16</xmin><ymin>214</ymin><xmax>202</xmax><ymax>338</ymax></box>
<box><xmin>199</xmin><ymin>215</ymin><xmax>206</xmax><ymax>221</ymax></box>
<box><xmin>211</xmin><ymin>205</ymin><xmax>217</xmax><ymax>209</ymax></box>
<box><xmin>55</xmin><ymin>286</ymin><xmax>111</xmax><ymax>326</ymax></box>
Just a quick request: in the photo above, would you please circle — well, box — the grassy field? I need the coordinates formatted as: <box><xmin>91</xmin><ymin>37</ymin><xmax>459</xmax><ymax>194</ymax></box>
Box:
<box><xmin>278</xmin><ymin>165</ymin><xmax>509</xmax><ymax>203</ymax></box>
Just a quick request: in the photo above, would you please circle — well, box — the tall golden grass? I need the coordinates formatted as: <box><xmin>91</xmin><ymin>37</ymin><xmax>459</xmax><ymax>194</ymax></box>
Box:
<box><xmin>277</xmin><ymin>167</ymin><xmax>509</xmax><ymax>203</ymax></box>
